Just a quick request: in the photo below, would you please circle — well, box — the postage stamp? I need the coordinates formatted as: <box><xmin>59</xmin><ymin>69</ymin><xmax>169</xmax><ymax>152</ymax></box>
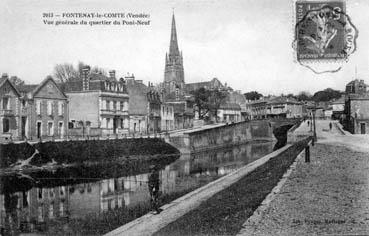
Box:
<box><xmin>294</xmin><ymin>0</ymin><xmax>358</xmax><ymax>73</ymax></box>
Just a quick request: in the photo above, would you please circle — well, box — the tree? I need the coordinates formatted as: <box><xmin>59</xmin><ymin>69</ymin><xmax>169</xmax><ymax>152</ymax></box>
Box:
<box><xmin>191</xmin><ymin>88</ymin><xmax>227</xmax><ymax>122</ymax></box>
<box><xmin>312</xmin><ymin>88</ymin><xmax>342</xmax><ymax>102</ymax></box>
<box><xmin>191</xmin><ymin>87</ymin><xmax>211</xmax><ymax>119</ymax></box>
<box><xmin>286</xmin><ymin>93</ymin><xmax>296</xmax><ymax>99</ymax></box>
<box><xmin>296</xmin><ymin>91</ymin><xmax>312</xmax><ymax>101</ymax></box>
<box><xmin>9</xmin><ymin>76</ymin><xmax>25</xmax><ymax>86</ymax></box>
<box><xmin>53</xmin><ymin>62</ymin><xmax>108</xmax><ymax>83</ymax></box>
<box><xmin>53</xmin><ymin>63</ymin><xmax>79</xmax><ymax>83</ymax></box>
<box><xmin>208</xmin><ymin>90</ymin><xmax>227</xmax><ymax>122</ymax></box>
<box><xmin>244</xmin><ymin>91</ymin><xmax>263</xmax><ymax>101</ymax></box>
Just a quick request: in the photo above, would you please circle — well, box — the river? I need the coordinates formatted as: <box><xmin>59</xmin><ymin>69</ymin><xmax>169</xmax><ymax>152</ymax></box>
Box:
<box><xmin>0</xmin><ymin>141</ymin><xmax>274</xmax><ymax>235</ymax></box>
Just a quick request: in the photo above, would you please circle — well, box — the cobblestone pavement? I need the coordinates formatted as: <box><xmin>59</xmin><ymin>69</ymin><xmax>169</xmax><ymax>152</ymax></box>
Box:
<box><xmin>238</xmin><ymin>120</ymin><xmax>369</xmax><ymax>236</ymax></box>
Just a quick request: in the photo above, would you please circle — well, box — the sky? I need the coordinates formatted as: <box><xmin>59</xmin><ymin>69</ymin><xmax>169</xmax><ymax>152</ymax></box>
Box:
<box><xmin>1</xmin><ymin>0</ymin><xmax>369</xmax><ymax>95</ymax></box>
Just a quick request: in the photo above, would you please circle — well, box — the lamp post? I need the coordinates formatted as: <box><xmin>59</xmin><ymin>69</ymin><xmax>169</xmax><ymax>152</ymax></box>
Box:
<box><xmin>312</xmin><ymin>108</ymin><xmax>317</xmax><ymax>141</ymax></box>
<box><xmin>310</xmin><ymin>111</ymin><xmax>313</xmax><ymax>132</ymax></box>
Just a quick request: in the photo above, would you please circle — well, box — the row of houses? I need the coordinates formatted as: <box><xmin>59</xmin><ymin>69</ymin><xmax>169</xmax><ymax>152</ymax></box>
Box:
<box><xmin>245</xmin><ymin>96</ymin><xmax>304</xmax><ymax>120</ymax></box>
<box><xmin>0</xmin><ymin>68</ymin><xmax>176</xmax><ymax>142</ymax></box>
<box><xmin>1</xmin><ymin>68</ymin><xmax>248</xmax><ymax>142</ymax></box>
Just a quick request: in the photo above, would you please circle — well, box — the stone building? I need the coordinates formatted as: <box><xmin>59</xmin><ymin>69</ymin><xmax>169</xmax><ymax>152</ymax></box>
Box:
<box><xmin>343</xmin><ymin>94</ymin><xmax>369</xmax><ymax>134</ymax></box>
<box><xmin>64</xmin><ymin>67</ymin><xmax>129</xmax><ymax>137</ymax></box>
<box><xmin>126</xmin><ymin>78</ymin><xmax>162</xmax><ymax>134</ymax></box>
<box><xmin>0</xmin><ymin>74</ymin><xmax>22</xmax><ymax>141</ymax></box>
<box><xmin>331</xmin><ymin>96</ymin><xmax>345</xmax><ymax>120</ymax></box>
<box><xmin>166</xmin><ymin>99</ymin><xmax>194</xmax><ymax>130</ymax></box>
<box><xmin>17</xmin><ymin>76</ymin><xmax>68</xmax><ymax>140</ymax></box>
<box><xmin>161</xmin><ymin>104</ymin><xmax>175</xmax><ymax>132</ymax></box>
<box><xmin>226</xmin><ymin>91</ymin><xmax>248</xmax><ymax>121</ymax></box>
<box><xmin>217</xmin><ymin>103</ymin><xmax>242</xmax><ymax>123</ymax></box>
<box><xmin>247</xmin><ymin>97</ymin><xmax>303</xmax><ymax>119</ymax></box>
<box><xmin>126</xmin><ymin>78</ymin><xmax>148</xmax><ymax>134</ymax></box>
<box><xmin>345</xmin><ymin>79</ymin><xmax>367</xmax><ymax>95</ymax></box>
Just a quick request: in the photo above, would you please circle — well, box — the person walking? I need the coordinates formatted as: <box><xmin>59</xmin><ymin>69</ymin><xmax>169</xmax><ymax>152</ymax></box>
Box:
<box><xmin>148</xmin><ymin>165</ymin><xmax>162</xmax><ymax>214</ymax></box>
<box><xmin>329</xmin><ymin>122</ymin><xmax>332</xmax><ymax>131</ymax></box>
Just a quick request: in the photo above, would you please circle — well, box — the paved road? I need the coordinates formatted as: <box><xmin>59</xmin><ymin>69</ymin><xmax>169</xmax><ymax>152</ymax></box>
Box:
<box><xmin>238</xmin><ymin>119</ymin><xmax>369</xmax><ymax>235</ymax></box>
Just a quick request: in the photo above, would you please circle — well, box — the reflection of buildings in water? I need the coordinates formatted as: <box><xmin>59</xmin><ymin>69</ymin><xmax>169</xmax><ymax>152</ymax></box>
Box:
<box><xmin>0</xmin><ymin>186</ymin><xmax>69</xmax><ymax>234</ymax></box>
<box><xmin>0</xmin><ymin>142</ymin><xmax>274</xmax><ymax>234</ymax></box>
<box><xmin>69</xmin><ymin>182</ymin><xmax>100</xmax><ymax>218</ymax></box>
<box><xmin>100</xmin><ymin>173</ymin><xmax>150</xmax><ymax>211</ymax></box>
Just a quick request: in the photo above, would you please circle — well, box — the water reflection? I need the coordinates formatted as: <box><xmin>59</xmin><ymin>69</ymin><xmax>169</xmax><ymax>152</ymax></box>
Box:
<box><xmin>0</xmin><ymin>141</ymin><xmax>274</xmax><ymax>235</ymax></box>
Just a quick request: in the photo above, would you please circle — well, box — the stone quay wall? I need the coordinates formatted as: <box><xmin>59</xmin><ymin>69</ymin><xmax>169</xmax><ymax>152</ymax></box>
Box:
<box><xmin>169</xmin><ymin>119</ymin><xmax>301</xmax><ymax>153</ymax></box>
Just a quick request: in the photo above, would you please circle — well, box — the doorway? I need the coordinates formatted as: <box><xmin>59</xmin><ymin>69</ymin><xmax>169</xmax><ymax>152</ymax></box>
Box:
<box><xmin>58</xmin><ymin>122</ymin><xmax>64</xmax><ymax>139</ymax></box>
<box><xmin>360</xmin><ymin>123</ymin><xmax>366</xmax><ymax>134</ymax></box>
<box><xmin>21</xmin><ymin>116</ymin><xmax>27</xmax><ymax>139</ymax></box>
<box><xmin>37</xmin><ymin>122</ymin><xmax>42</xmax><ymax>138</ymax></box>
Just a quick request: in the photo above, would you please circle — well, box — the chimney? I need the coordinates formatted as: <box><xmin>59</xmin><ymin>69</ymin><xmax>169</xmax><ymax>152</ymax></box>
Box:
<box><xmin>1</xmin><ymin>73</ymin><xmax>8</xmax><ymax>79</ymax></box>
<box><xmin>109</xmin><ymin>70</ymin><xmax>116</xmax><ymax>80</ymax></box>
<box><xmin>82</xmin><ymin>66</ymin><xmax>90</xmax><ymax>91</ymax></box>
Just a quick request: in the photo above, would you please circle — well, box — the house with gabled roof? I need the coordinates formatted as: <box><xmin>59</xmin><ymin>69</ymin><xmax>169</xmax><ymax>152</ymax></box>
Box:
<box><xmin>0</xmin><ymin>73</ymin><xmax>22</xmax><ymax>141</ymax></box>
<box><xmin>17</xmin><ymin>76</ymin><xmax>68</xmax><ymax>140</ymax></box>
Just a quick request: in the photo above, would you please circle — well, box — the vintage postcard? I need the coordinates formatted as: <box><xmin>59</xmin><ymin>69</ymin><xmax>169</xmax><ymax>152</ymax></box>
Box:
<box><xmin>0</xmin><ymin>0</ymin><xmax>368</xmax><ymax>235</ymax></box>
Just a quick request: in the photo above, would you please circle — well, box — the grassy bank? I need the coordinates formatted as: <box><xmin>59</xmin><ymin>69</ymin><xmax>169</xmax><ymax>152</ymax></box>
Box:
<box><xmin>0</xmin><ymin>138</ymin><xmax>179</xmax><ymax>168</ymax></box>
<box><xmin>154</xmin><ymin>137</ymin><xmax>311</xmax><ymax>236</ymax></box>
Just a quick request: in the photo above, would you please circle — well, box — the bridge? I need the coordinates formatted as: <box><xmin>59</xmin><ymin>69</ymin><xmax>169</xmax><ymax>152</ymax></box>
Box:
<box><xmin>166</xmin><ymin>118</ymin><xmax>301</xmax><ymax>153</ymax></box>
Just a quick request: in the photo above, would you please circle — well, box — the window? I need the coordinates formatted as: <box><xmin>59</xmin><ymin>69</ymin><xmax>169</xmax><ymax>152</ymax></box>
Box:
<box><xmin>49</xmin><ymin>188</ymin><xmax>55</xmax><ymax>198</ymax></box>
<box><xmin>123</xmin><ymin>101</ymin><xmax>128</xmax><ymax>111</ymax></box>
<box><xmin>124</xmin><ymin>118</ymin><xmax>129</xmax><ymax>128</ymax></box>
<box><xmin>60</xmin><ymin>186</ymin><xmax>65</xmax><ymax>196</ymax></box>
<box><xmin>58</xmin><ymin>101</ymin><xmax>64</xmax><ymax>116</ymax></box>
<box><xmin>2</xmin><ymin>97</ymin><xmax>9</xmax><ymax>110</ymax></box>
<box><xmin>47</xmin><ymin>101</ymin><xmax>53</xmax><ymax>116</ymax></box>
<box><xmin>60</xmin><ymin>202</ymin><xmax>64</xmax><ymax>216</ymax></box>
<box><xmin>21</xmin><ymin>100</ymin><xmax>26</xmax><ymax>109</ymax></box>
<box><xmin>2</xmin><ymin>118</ymin><xmax>9</xmax><ymax>133</ymax></box>
<box><xmin>116</xmin><ymin>101</ymin><xmax>120</xmax><ymax>111</ymax></box>
<box><xmin>49</xmin><ymin>205</ymin><xmax>54</xmax><ymax>219</ymax></box>
<box><xmin>38</xmin><ymin>188</ymin><xmax>43</xmax><ymax>200</ymax></box>
<box><xmin>48</xmin><ymin>122</ymin><xmax>54</xmax><ymax>136</ymax></box>
<box><xmin>120</xmin><ymin>101</ymin><xmax>124</xmax><ymax>111</ymax></box>
<box><xmin>113</xmin><ymin>101</ymin><xmax>117</xmax><ymax>111</ymax></box>
<box><xmin>106</xmin><ymin>100</ymin><xmax>110</xmax><ymax>110</ymax></box>
<box><xmin>36</xmin><ymin>100</ymin><xmax>41</xmax><ymax>115</ymax></box>
<box><xmin>106</xmin><ymin>118</ymin><xmax>110</xmax><ymax>128</ymax></box>
<box><xmin>38</xmin><ymin>206</ymin><xmax>44</xmax><ymax>222</ymax></box>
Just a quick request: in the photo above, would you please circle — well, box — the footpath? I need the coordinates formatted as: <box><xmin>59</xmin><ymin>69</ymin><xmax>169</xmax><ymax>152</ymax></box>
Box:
<box><xmin>238</xmin><ymin>120</ymin><xmax>369</xmax><ymax>236</ymax></box>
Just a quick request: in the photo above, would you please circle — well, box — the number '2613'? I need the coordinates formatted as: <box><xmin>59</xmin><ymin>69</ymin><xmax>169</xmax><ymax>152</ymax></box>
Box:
<box><xmin>43</xmin><ymin>13</ymin><xmax>53</xmax><ymax>18</ymax></box>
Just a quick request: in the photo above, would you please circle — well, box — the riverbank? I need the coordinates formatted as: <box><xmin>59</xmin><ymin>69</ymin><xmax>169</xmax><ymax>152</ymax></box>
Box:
<box><xmin>0</xmin><ymin>138</ymin><xmax>179</xmax><ymax>168</ymax></box>
<box><xmin>154</xmin><ymin>138</ymin><xmax>310</xmax><ymax>236</ymax></box>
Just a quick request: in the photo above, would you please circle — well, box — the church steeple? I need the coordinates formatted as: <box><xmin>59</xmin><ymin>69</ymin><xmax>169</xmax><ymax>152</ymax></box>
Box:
<box><xmin>169</xmin><ymin>13</ymin><xmax>180</xmax><ymax>57</ymax></box>
<box><xmin>164</xmin><ymin>12</ymin><xmax>185</xmax><ymax>94</ymax></box>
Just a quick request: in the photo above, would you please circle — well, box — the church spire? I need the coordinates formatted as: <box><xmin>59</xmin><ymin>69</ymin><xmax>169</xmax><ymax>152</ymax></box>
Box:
<box><xmin>169</xmin><ymin>13</ymin><xmax>179</xmax><ymax>56</ymax></box>
<box><xmin>164</xmin><ymin>11</ymin><xmax>184</xmax><ymax>94</ymax></box>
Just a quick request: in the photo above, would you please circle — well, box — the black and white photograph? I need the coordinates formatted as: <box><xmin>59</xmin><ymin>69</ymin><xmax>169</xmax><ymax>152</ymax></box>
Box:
<box><xmin>0</xmin><ymin>0</ymin><xmax>368</xmax><ymax>235</ymax></box>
